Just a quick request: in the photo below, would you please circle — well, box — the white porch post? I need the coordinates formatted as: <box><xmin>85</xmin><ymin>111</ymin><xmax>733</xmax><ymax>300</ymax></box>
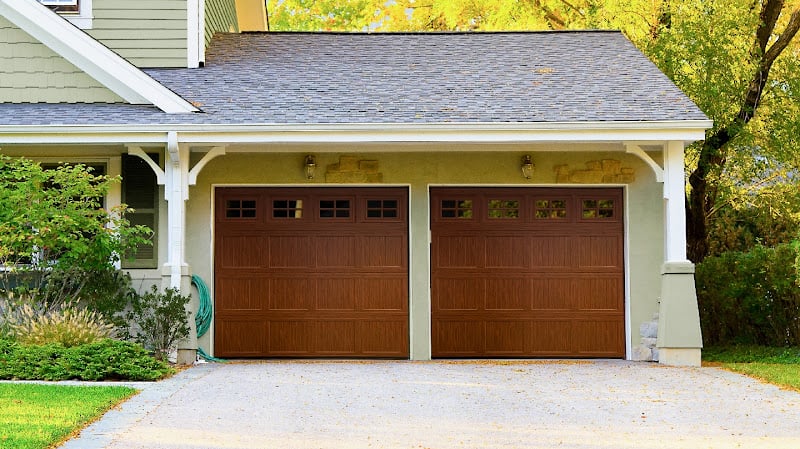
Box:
<box><xmin>164</xmin><ymin>131</ymin><xmax>190</xmax><ymax>290</ymax></box>
<box><xmin>657</xmin><ymin>140</ymin><xmax>703</xmax><ymax>366</ymax></box>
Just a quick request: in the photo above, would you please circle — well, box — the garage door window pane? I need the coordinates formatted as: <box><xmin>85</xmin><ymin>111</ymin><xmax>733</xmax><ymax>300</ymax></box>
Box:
<box><xmin>320</xmin><ymin>199</ymin><xmax>351</xmax><ymax>218</ymax></box>
<box><xmin>582</xmin><ymin>199</ymin><xmax>615</xmax><ymax>219</ymax></box>
<box><xmin>441</xmin><ymin>200</ymin><xmax>473</xmax><ymax>219</ymax></box>
<box><xmin>273</xmin><ymin>199</ymin><xmax>303</xmax><ymax>218</ymax></box>
<box><xmin>535</xmin><ymin>199</ymin><xmax>567</xmax><ymax>219</ymax></box>
<box><xmin>226</xmin><ymin>200</ymin><xmax>257</xmax><ymax>218</ymax></box>
<box><xmin>367</xmin><ymin>199</ymin><xmax>399</xmax><ymax>218</ymax></box>
<box><xmin>488</xmin><ymin>199</ymin><xmax>519</xmax><ymax>218</ymax></box>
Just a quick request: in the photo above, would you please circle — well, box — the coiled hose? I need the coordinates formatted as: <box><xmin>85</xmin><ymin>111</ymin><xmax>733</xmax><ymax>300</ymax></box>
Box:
<box><xmin>191</xmin><ymin>274</ymin><xmax>226</xmax><ymax>362</ymax></box>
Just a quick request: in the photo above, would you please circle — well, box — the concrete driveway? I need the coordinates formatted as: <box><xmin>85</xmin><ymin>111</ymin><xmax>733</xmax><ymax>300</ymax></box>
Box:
<box><xmin>60</xmin><ymin>360</ymin><xmax>800</xmax><ymax>449</ymax></box>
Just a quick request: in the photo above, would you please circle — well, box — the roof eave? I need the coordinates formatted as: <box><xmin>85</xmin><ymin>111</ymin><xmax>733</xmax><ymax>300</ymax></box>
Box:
<box><xmin>0</xmin><ymin>120</ymin><xmax>713</xmax><ymax>145</ymax></box>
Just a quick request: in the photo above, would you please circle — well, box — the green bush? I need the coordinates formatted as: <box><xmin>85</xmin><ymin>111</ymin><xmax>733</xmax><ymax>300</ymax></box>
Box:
<box><xmin>8</xmin><ymin>304</ymin><xmax>113</xmax><ymax>347</ymax></box>
<box><xmin>696</xmin><ymin>243</ymin><xmax>800</xmax><ymax>346</ymax></box>
<box><xmin>0</xmin><ymin>338</ymin><xmax>173</xmax><ymax>381</ymax></box>
<box><xmin>124</xmin><ymin>286</ymin><xmax>191</xmax><ymax>361</ymax></box>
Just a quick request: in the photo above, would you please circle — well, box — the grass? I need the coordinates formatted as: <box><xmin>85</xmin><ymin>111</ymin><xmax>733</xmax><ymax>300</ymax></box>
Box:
<box><xmin>0</xmin><ymin>383</ymin><xmax>136</xmax><ymax>449</ymax></box>
<box><xmin>703</xmin><ymin>345</ymin><xmax>800</xmax><ymax>391</ymax></box>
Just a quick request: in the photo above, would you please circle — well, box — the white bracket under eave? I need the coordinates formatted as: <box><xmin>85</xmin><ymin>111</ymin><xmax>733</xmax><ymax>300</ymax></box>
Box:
<box><xmin>188</xmin><ymin>146</ymin><xmax>227</xmax><ymax>185</ymax></box>
<box><xmin>126</xmin><ymin>145</ymin><xmax>165</xmax><ymax>185</ymax></box>
<box><xmin>625</xmin><ymin>144</ymin><xmax>664</xmax><ymax>183</ymax></box>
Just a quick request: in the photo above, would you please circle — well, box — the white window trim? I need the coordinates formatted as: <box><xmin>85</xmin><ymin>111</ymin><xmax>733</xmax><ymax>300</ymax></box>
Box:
<box><xmin>40</xmin><ymin>0</ymin><xmax>92</xmax><ymax>29</ymax></box>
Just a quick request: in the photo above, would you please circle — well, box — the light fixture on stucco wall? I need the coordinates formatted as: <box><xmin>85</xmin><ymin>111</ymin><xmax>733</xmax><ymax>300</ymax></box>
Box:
<box><xmin>521</xmin><ymin>155</ymin><xmax>534</xmax><ymax>179</ymax></box>
<box><xmin>304</xmin><ymin>155</ymin><xmax>316</xmax><ymax>179</ymax></box>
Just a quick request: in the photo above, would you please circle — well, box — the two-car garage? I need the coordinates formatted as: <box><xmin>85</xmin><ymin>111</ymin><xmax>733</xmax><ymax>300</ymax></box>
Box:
<box><xmin>214</xmin><ymin>186</ymin><xmax>625</xmax><ymax>359</ymax></box>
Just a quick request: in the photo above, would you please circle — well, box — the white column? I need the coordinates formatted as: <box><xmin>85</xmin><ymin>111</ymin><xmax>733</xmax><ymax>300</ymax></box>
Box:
<box><xmin>107</xmin><ymin>156</ymin><xmax>122</xmax><ymax>269</ymax></box>
<box><xmin>657</xmin><ymin>140</ymin><xmax>702</xmax><ymax>366</ymax></box>
<box><xmin>163</xmin><ymin>132</ymin><xmax>189</xmax><ymax>290</ymax></box>
<box><xmin>663</xmin><ymin>140</ymin><xmax>689</xmax><ymax>263</ymax></box>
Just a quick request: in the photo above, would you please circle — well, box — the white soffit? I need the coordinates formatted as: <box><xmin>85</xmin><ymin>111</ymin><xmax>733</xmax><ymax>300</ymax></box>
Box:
<box><xmin>0</xmin><ymin>0</ymin><xmax>198</xmax><ymax>114</ymax></box>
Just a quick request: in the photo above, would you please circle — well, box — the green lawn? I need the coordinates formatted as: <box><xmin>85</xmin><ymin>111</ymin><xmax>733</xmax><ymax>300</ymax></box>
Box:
<box><xmin>703</xmin><ymin>346</ymin><xmax>800</xmax><ymax>391</ymax></box>
<box><xmin>0</xmin><ymin>383</ymin><xmax>136</xmax><ymax>449</ymax></box>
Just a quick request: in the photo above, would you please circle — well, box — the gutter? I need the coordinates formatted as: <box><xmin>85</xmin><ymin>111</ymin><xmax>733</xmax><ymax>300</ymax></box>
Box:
<box><xmin>0</xmin><ymin>120</ymin><xmax>713</xmax><ymax>145</ymax></box>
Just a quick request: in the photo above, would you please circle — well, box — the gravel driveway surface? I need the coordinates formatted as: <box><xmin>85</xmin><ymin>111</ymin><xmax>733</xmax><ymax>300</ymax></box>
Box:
<box><xmin>60</xmin><ymin>360</ymin><xmax>800</xmax><ymax>449</ymax></box>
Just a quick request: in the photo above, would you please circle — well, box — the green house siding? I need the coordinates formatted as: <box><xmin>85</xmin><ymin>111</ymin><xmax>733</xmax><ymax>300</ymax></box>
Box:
<box><xmin>88</xmin><ymin>0</ymin><xmax>188</xmax><ymax>68</ymax></box>
<box><xmin>0</xmin><ymin>16</ymin><xmax>122</xmax><ymax>103</ymax></box>
<box><xmin>205</xmin><ymin>0</ymin><xmax>239</xmax><ymax>47</ymax></box>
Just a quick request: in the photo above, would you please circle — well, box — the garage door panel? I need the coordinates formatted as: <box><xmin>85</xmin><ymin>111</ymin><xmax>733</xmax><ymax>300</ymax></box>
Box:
<box><xmin>527</xmin><ymin>320</ymin><xmax>573</xmax><ymax>354</ymax></box>
<box><xmin>531</xmin><ymin>277</ymin><xmax>575</xmax><ymax>310</ymax></box>
<box><xmin>436</xmin><ymin>235</ymin><xmax>484</xmax><ymax>268</ymax></box>
<box><xmin>433</xmin><ymin>278</ymin><xmax>484</xmax><ymax>311</ymax></box>
<box><xmin>573</xmin><ymin>320</ymin><xmax>625</xmax><ymax>356</ymax></box>
<box><xmin>574</xmin><ymin>277</ymin><xmax>624</xmax><ymax>311</ymax></box>
<box><xmin>576</xmin><ymin>235</ymin><xmax>623</xmax><ymax>268</ymax></box>
<box><xmin>269</xmin><ymin>321</ymin><xmax>311</xmax><ymax>355</ymax></box>
<box><xmin>216</xmin><ymin>319</ymin><xmax>267</xmax><ymax>356</ymax></box>
<box><xmin>316</xmin><ymin>278</ymin><xmax>357</xmax><ymax>310</ymax></box>
<box><xmin>315</xmin><ymin>321</ymin><xmax>356</xmax><ymax>354</ymax></box>
<box><xmin>216</xmin><ymin>277</ymin><xmax>267</xmax><ymax>311</ymax></box>
<box><xmin>485</xmin><ymin>236</ymin><xmax>528</xmax><ymax>268</ymax></box>
<box><xmin>485</xmin><ymin>321</ymin><xmax>526</xmax><ymax>355</ymax></box>
<box><xmin>358</xmin><ymin>235</ymin><xmax>405</xmax><ymax>268</ymax></box>
<box><xmin>269</xmin><ymin>278</ymin><xmax>314</xmax><ymax>311</ymax></box>
<box><xmin>315</xmin><ymin>235</ymin><xmax>357</xmax><ymax>267</ymax></box>
<box><xmin>218</xmin><ymin>235</ymin><xmax>267</xmax><ymax>269</ymax></box>
<box><xmin>215</xmin><ymin>187</ymin><xmax>408</xmax><ymax>358</ymax></box>
<box><xmin>485</xmin><ymin>278</ymin><xmax>528</xmax><ymax>310</ymax></box>
<box><xmin>358</xmin><ymin>278</ymin><xmax>407</xmax><ymax>311</ymax></box>
<box><xmin>433</xmin><ymin>320</ymin><xmax>484</xmax><ymax>355</ymax></box>
<box><xmin>268</xmin><ymin>236</ymin><xmax>312</xmax><ymax>268</ymax></box>
<box><xmin>530</xmin><ymin>237</ymin><xmax>571</xmax><ymax>268</ymax></box>
<box><xmin>360</xmin><ymin>320</ymin><xmax>408</xmax><ymax>355</ymax></box>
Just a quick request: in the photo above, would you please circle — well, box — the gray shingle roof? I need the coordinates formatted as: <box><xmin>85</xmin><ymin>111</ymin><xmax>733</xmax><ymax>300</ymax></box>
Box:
<box><xmin>0</xmin><ymin>31</ymin><xmax>707</xmax><ymax>126</ymax></box>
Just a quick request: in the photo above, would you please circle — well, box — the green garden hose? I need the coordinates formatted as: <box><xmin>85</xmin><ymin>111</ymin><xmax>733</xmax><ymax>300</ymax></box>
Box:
<box><xmin>191</xmin><ymin>274</ymin><xmax>226</xmax><ymax>362</ymax></box>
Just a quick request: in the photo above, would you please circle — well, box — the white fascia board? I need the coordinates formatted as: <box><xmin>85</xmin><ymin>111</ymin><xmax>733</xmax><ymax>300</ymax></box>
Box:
<box><xmin>0</xmin><ymin>0</ymin><xmax>197</xmax><ymax>114</ymax></box>
<box><xmin>0</xmin><ymin>120</ymin><xmax>712</xmax><ymax>146</ymax></box>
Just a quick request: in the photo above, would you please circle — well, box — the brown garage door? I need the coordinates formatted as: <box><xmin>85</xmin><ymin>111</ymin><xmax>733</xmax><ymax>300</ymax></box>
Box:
<box><xmin>431</xmin><ymin>187</ymin><xmax>625</xmax><ymax>358</ymax></box>
<box><xmin>214</xmin><ymin>187</ymin><xmax>408</xmax><ymax>357</ymax></box>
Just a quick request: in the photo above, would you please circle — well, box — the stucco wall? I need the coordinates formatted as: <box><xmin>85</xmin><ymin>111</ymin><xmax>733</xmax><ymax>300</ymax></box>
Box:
<box><xmin>185</xmin><ymin>143</ymin><xmax>665</xmax><ymax>359</ymax></box>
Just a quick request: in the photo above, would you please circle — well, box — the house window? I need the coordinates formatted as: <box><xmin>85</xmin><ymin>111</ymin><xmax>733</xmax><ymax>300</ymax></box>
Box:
<box><xmin>226</xmin><ymin>200</ymin><xmax>257</xmax><ymax>218</ymax></box>
<box><xmin>441</xmin><ymin>200</ymin><xmax>473</xmax><ymax>219</ymax></box>
<box><xmin>319</xmin><ymin>200</ymin><xmax>351</xmax><ymax>218</ymax></box>
<box><xmin>535</xmin><ymin>199</ymin><xmax>567</xmax><ymax>219</ymax></box>
<box><xmin>122</xmin><ymin>154</ymin><xmax>159</xmax><ymax>269</ymax></box>
<box><xmin>273</xmin><ymin>200</ymin><xmax>304</xmax><ymax>219</ymax></box>
<box><xmin>487</xmin><ymin>199</ymin><xmax>520</xmax><ymax>219</ymax></box>
<box><xmin>37</xmin><ymin>0</ymin><xmax>92</xmax><ymax>29</ymax></box>
<box><xmin>366</xmin><ymin>199</ymin><xmax>399</xmax><ymax>219</ymax></box>
<box><xmin>581</xmin><ymin>199</ymin><xmax>615</xmax><ymax>219</ymax></box>
<box><xmin>38</xmin><ymin>0</ymin><xmax>79</xmax><ymax>12</ymax></box>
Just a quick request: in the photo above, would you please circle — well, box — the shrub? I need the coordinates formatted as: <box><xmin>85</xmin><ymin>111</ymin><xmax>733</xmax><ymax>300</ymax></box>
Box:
<box><xmin>0</xmin><ymin>338</ymin><xmax>173</xmax><ymax>381</ymax></box>
<box><xmin>7</xmin><ymin>303</ymin><xmax>113</xmax><ymax>347</ymax></box>
<box><xmin>696</xmin><ymin>243</ymin><xmax>800</xmax><ymax>346</ymax></box>
<box><xmin>124</xmin><ymin>286</ymin><xmax>191</xmax><ymax>361</ymax></box>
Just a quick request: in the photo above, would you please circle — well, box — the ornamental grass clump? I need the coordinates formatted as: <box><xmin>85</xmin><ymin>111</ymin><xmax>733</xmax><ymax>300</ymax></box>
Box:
<box><xmin>9</xmin><ymin>303</ymin><xmax>113</xmax><ymax>347</ymax></box>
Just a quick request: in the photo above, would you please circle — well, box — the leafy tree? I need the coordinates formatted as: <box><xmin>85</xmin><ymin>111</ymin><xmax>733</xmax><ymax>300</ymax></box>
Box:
<box><xmin>0</xmin><ymin>156</ymin><xmax>149</xmax><ymax>312</ymax></box>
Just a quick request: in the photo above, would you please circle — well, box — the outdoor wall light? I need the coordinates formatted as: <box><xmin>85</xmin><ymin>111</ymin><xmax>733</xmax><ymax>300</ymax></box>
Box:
<box><xmin>521</xmin><ymin>155</ymin><xmax>534</xmax><ymax>179</ymax></box>
<box><xmin>304</xmin><ymin>155</ymin><xmax>316</xmax><ymax>179</ymax></box>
